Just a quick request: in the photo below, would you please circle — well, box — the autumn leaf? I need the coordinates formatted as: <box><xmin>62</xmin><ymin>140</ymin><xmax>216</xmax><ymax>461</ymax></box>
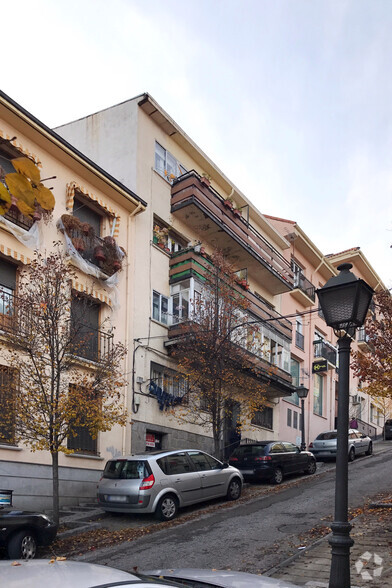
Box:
<box><xmin>11</xmin><ymin>157</ymin><xmax>41</xmax><ymax>184</ymax></box>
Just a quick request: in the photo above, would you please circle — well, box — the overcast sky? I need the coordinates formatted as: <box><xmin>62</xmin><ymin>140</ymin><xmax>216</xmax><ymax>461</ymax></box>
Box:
<box><xmin>2</xmin><ymin>0</ymin><xmax>391</xmax><ymax>286</ymax></box>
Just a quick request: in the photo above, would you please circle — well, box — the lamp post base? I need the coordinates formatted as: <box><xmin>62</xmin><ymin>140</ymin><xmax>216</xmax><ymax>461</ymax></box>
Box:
<box><xmin>328</xmin><ymin>521</ymin><xmax>354</xmax><ymax>588</ymax></box>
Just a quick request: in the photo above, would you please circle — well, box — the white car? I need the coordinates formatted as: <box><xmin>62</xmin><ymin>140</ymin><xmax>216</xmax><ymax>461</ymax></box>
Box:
<box><xmin>0</xmin><ymin>560</ymin><xmax>300</xmax><ymax>587</ymax></box>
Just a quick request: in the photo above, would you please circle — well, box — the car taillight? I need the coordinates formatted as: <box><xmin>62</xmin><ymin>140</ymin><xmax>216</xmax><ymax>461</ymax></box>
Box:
<box><xmin>255</xmin><ymin>456</ymin><xmax>272</xmax><ymax>461</ymax></box>
<box><xmin>309</xmin><ymin>442</ymin><xmax>313</xmax><ymax>448</ymax></box>
<box><xmin>139</xmin><ymin>474</ymin><xmax>155</xmax><ymax>490</ymax></box>
<box><xmin>229</xmin><ymin>457</ymin><xmax>238</xmax><ymax>461</ymax></box>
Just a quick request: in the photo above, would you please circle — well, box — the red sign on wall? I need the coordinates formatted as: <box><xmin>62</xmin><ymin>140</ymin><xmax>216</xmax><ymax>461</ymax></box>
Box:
<box><xmin>146</xmin><ymin>433</ymin><xmax>155</xmax><ymax>448</ymax></box>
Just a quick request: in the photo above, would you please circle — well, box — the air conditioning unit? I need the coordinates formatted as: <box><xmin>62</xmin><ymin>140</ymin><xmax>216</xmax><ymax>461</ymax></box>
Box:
<box><xmin>352</xmin><ymin>394</ymin><xmax>361</xmax><ymax>405</ymax></box>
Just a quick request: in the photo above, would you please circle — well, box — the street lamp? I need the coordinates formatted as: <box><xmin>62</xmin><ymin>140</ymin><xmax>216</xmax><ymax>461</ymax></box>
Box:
<box><xmin>316</xmin><ymin>263</ymin><xmax>374</xmax><ymax>588</ymax></box>
<box><xmin>296</xmin><ymin>384</ymin><xmax>309</xmax><ymax>452</ymax></box>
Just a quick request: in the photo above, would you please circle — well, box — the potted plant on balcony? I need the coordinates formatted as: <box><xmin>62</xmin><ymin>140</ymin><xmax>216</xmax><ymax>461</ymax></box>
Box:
<box><xmin>154</xmin><ymin>226</ymin><xmax>169</xmax><ymax>250</ymax></box>
<box><xmin>223</xmin><ymin>196</ymin><xmax>234</xmax><ymax>210</ymax></box>
<box><xmin>200</xmin><ymin>173</ymin><xmax>211</xmax><ymax>187</ymax></box>
<box><xmin>233</xmin><ymin>205</ymin><xmax>242</xmax><ymax>218</ymax></box>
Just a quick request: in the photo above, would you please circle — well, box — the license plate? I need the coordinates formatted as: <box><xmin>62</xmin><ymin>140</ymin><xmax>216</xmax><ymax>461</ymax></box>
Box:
<box><xmin>106</xmin><ymin>495</ymin><xmax>127</xmax><ymax>502</ymax></box>
<box><xmin>240</xmin><ymin>470</ymin><xmax>254</xmax><ymax>475</ymax></box>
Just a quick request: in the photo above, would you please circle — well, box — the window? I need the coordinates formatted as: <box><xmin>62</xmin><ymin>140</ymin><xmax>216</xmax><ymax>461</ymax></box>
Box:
<box><xmin>0</xmin><ymin>259</ymin><xmax>17</xmax><ymax>331</ymax></box>
<box><xmin>313</xmin><ymin>374</ymin><xmax>323</xmax><ymax>416</ymax></box>
<box><xmin>152</xmin><ymin>291</ymin><xmax>169</xmax><ymax>325</ymax></box>
<box><xmin>295</xmin><ymin>315</ymin><xmax>304</xmax><ymax>350</ymax></box>
<box><xmin>291</xmin><ymin>259</ymin><xmax>303</xmax><ymax>288</ymax></box>
<box><xmin>0</xmin><ymin>366</ymin><xmax>15</xmax><ymax>445</ymax></box>
<box><xmin>150</xmin><ymin>362</ymin><xmax>188</xmax><ymax>400</ymax></box>
<box><xmin>251</xmin><ymin>406</ymin><xmax>273</xmax><ymax>429</ymax></box>
<box><xmin>73</xmin><ymin>194</ymin><xmax>102</xmax><ymax>237</ymax></box>
<box><xmin>287</xmin><ymin>408</ymin><xmax>292</xmax><ymax>427</ymax></box>
<box><xmin>293</xmin><ymin>411</ymin><xmax>298</xmax><ymax>429</ymax></box>
<box><xmin>157</xmin><ymin>453</ymin><xmax>192</xmax><ymax>475</ymax></box>
<box><xmin>285</xmin><ymin>359</ymin><xmax>300</xmax><ymax>406</ymax></box>
<box><xmin>71</xmin><ymin>295</ymin><xmax>100</xmax><ymax>361</ymax></box>
<box><xmin>0</xmin><ymin>151</ymin><xmax>34</xmax><ymax>231</ymax></box>
<box><xmin>171</xmin><ymin>281</ymin><xmax>190</xmax><ymax>324</ymax></box>
<box><xmin>155</xmin><ymin>142</ymin><xmax>186</xmax><ymax>183</ymax></box>
<box><xmin>283</xmin><ymin>442</ymin><xmax>298</xmax><ymax>452</ymax></box>
<box><xmin>67</xmin><ymin>384</ymin><xmax>98</xmax><ymax>455</ymax></box>
<box><xmin>187</xmin><ymin>451</ymin><xmax>220</xmax><ymax>471</ymax></box>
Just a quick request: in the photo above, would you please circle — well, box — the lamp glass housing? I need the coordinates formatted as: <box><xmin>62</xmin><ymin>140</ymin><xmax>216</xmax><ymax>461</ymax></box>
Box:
<box><xmin>296</xmin><ymin>385</ymin><xmax>309</xmax><ymax>399</ymax></box>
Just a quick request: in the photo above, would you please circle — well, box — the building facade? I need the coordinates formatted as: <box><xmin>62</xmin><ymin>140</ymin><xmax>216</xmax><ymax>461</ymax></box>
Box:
<box><xmin>56</xmin><ymin>93</ymin><xmax>298</xmax><ymax>457</ymax></box>
<box><xmin>0</xmin><ymin>90</ymin><xmax>146</xmax><ymax>509</ymax></box>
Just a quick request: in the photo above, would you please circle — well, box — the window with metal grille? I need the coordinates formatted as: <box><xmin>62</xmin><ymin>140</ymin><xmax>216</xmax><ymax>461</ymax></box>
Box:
<box><xmin>67</xmin><ymin>385</ymin><xmax>98</xmax><ymax>455</ymax></box>
<box><xmin>71</xmin><ymin>295</ymin><xmax>100</xmax><ymax>361</ymax></box>
<box><xmin>251</xmin><ymin>406</ymin><xmax>273</xmax><ymax>429</ymax></box>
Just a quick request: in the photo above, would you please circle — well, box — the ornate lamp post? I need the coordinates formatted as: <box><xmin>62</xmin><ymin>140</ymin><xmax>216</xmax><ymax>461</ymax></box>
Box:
<box><xmin>297</xmin><ymin>384</ymin><xmax>309</xmax><ymax>451</ymax></box>
<box><xmin>316</xmin><ymin>263</ymin><xmax>374</xmax><ymax>588</ymax></box>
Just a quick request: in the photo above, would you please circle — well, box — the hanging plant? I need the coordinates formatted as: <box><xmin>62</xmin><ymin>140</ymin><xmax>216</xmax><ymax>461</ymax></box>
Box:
<box><xmin>94</xmin><ymin>245</ymin><xmax>106</xmax><ymax>262</ymax></box>
<box><xmin>2</xmin><ymin>157</ymin><xmax>56</xmax><ymax>220</ymax></box>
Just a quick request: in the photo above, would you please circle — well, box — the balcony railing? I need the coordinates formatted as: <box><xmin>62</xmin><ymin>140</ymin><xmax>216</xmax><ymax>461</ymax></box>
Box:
<box><xmin>293</xmin><ymin>273</ymin><xmax>315</xmax><ymax>302</ymax></box>
<box><xmin>169</xmin><ymin>247</ymin><xmax>292</xmax><ymax>342</ymax></box>
<box><xmin>295</xmin><ymin>331</ymin><xmax>304</xmax><ymax>350</ymax></box>
<box><xmin>0</xmin><ymin>290</ymin><xmax>112</xmax><ymax>362</ymax></box>
<box><xmin>70</xmin><ymin>323</ymin><xmax>113</xmax><ymax>362</ymax></box>
<box><xmin>314</xmin><ymin>340</ymin><xmax>337</xmax><ymax>366</ymax></box>
<box><xmin>171</xmin><ymin>171</ymin><xmax>293</xmax><ymax>294</ymax></box>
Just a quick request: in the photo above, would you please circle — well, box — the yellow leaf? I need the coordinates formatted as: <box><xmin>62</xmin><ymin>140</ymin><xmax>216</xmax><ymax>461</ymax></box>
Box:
<box><xmin>11</xmin><ymin>157</ymin><xmax>41</xmax><ymax>184</ymax></box>
<box><xmin>16</xmin><ymin>198</ymin><xmax>35</xmax><ymax>217</ymax></box>
<box><xmin>5</xmin><ymin>173</ymin><xmax>35</xmax><ymax>204</ymax></box>
<box><xmin>34</xmin><ymin>184</ymin><xmax>55</xmax><ymax>211</ymax></box>
<box><xmin>0</xmin><ymin>183</ymin><xmax>11</xmax><ymax>214</ymax></box>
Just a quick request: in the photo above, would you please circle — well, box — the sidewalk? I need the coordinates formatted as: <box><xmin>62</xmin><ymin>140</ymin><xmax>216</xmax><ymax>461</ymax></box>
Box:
<box><xmin>265</xmin><ymin>442</ymin><xmax>392</xmax><ymax>588</ymax></box>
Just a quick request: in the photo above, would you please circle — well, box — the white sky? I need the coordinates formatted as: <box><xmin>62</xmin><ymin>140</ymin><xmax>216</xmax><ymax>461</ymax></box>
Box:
<box><xmin>2</xmin><ymin>0</ymin><xmax>391</xmax><ymax>286</ymax></box>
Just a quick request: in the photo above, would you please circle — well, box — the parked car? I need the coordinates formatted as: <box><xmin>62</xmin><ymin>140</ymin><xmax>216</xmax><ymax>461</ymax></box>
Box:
<box><xmin>0</xmin><ymin>559</ymin><xmax>193</xmax><ymax>587</ymax></box>
<box><xmin>228</xmin><ymin>441</ymin><xmax>316</xmax><ymax>484</ymax></box>
<box><xmin>144</xmin><ymin>568</ymin><xmax>300</xmax><ymax>587</ymax></box>
<box><xmin>0</xmin><ymin>560</ymin><xmax>300</xmax><ymax>587</ymax></box>
<box><xmin>309</xmin><ymin>429</ymin><xmax>372</xmax><ymax>461</ymax></box>
<box><xmin>384</xmin><ymin>419</ymin><xmax>392</xmax><ymax>440</ymax></box>
<box><xmin>0</xmin><ymin>508</ymin><xmax>57</xmax><ymax>559</ymax></box>
<box><xmin>97</xmin><ymin>449</ymin><xmax>243</xmax><ymax>521</ymax></box>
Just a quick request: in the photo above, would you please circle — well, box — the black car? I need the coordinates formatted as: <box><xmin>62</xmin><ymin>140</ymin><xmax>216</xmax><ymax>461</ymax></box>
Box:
<box><xmin>0</xmin><ymin>508</ymin><xmax>57</xmax><ymax>559</ymax></box>
<box><xmin>384</xmin><ymin>420</ymin><xmax>392</xmax><ymax>440</ymax></box>
<box><xmin>229</xmin><ymin>441</ymin><xmax>317</xmax><ymax>484</ymax></box>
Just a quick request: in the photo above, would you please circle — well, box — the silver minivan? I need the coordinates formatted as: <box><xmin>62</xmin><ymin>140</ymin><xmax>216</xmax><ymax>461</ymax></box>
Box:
<box><xmin>97</xmin><ymin>449</ymin><xmax>243</xmax><ymax>521</ymax></box>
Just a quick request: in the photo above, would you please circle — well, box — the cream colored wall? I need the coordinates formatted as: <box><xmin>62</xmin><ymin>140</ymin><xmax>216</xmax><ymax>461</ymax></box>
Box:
<box><xmin>0</xmin><ymin>118</ymin><xmax>135</xmax><ymax>469</ymax></box>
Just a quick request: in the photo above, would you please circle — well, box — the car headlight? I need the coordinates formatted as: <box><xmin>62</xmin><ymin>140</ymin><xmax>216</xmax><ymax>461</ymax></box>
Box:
<box><xmin>41</xmin><ymin>514</ymin><xmax>54</xmax><ymax>523</ymax></box>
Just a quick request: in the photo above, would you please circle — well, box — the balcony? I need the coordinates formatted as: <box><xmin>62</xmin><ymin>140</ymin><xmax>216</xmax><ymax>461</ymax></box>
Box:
<box><xmin>171</xmin><ymin>172</ymin><xmax>293</xmax><ymax>295</ymax></box>
<box><xmin>169</xmin><ymin>247</ymin><xmax>292</xmax><ymax>342</ymax></box>
<box><xmin>290</xmin><ymin>273</ymin><xmax>316</xmax><ymax>307</ymax></box>
<box><xmin>313</xmin><ymin>340</ymin><xmax>337</xmax><ymax>367</ymax></box>
<box><xmin>0</xmin><ymin>290</ymin><xmax>31</xmax><ymax>338</ymax></box>
<box><xmin>70</xmin><ymin>324</ymin><xmax>113</xmax><ymax>363</ymax></box>
<box><xmin>356</xmin><ymin>327</ymin><xmax>370</xmax><ymax>350</ymax></box>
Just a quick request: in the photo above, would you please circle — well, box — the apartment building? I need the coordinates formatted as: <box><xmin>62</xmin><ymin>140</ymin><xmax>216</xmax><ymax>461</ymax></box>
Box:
<box><xmin>56</xmin><ymin>93</ymin><xmax>298</xmax><ymax>456</ymax></box>
<box><xmin>265</xmin><ymin>216</ymin><xmax>386</xmax><ymax>447</ymax></box>
<box><xmin>0</xmin><ymin>90</ymin><xmax>146</xmax><ymax>509</ymax></box>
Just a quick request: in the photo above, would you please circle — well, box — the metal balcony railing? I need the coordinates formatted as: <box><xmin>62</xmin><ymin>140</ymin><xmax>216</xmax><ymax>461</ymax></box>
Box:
<box><xmin>293</xmin><ymin>273</ymin><xmax>316</xmax><ymax>302</ymax></box>
<box><xmin>0</xmin><ymin>290</ymin><xmax>31</xmax><ymax>337</ymax></box>
<box><xmin>70</xmin><ymin>323</ymin><xmax>113</xmax><ymax>362</ymax></box>
<box><xmin>314</xmin><ymin>340</ymin><xmax>337</xmax><ymax>366</ymax></box>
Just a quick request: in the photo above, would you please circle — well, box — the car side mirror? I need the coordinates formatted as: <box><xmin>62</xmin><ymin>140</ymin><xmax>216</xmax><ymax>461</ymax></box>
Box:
<box><xmin>222</xmin><ymin>462</ymin><xmax>229</xmax><ymax>469</ymax></box>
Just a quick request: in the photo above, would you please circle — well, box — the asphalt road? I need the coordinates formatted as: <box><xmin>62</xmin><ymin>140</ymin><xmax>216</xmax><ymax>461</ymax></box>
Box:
<box><xmin>77</xmin><ymin>446</ymin><xmax>392</xmax><ymax>575</ymax></box>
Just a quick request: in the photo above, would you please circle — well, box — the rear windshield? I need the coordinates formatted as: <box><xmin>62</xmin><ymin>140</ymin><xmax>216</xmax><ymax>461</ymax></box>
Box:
<box><xmin>230</xmin><ymin>444</ymin><xmax>268</xmax><ymax>457</ymax></box>
<box><xmin>316</xmin><ymin>432</ymin><xmax>337</xmax><ymax>441</ymax></box>
<box><xmin>103</xmin><ymin>460</ymin><xmax>151</xmax><ymax>480</ymax></box>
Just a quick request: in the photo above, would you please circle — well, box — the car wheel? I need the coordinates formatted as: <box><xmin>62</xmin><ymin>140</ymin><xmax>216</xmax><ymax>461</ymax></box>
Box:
<box><xmin>155</xmin><ymin>494</ymin><xmax>178</xmax><ymax>522</ymax></box>
<box><xmin>272</xmin><ymin>467</ymin><xmax>283</xmax><ymax>485</ymax></box>
<box><xmin>348</xmin><ymin>447</ymin><xmax>355</xmax><ymax>462</ymax></box>
<box><xmin>7</xmin><ymin>530</ymin><xmax>37</xmax><ymax>559</ymax></box>
<box><xmin>226</xmin><ymin>477</ymin><xmax>242</xmax><ymax>501</ymax></box>
<box><xmin>366</xmin><ymin>442</ymin><xmax>373</xmax><ymax>456</ymax></box>
<box><xmin>305</xmin><ymin>460</ymin><xmax>317</xmax><ymax>475</ymax></box>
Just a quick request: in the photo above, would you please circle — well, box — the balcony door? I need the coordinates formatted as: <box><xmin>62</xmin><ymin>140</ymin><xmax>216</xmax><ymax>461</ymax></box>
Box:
<box><xmin>71</xmin><ymin>296</ymin><xmax>100</xmax><ymax>361</ymax></box>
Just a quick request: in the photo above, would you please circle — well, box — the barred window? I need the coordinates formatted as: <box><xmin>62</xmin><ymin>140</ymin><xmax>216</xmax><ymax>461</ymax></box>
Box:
<box><xmin>251</xmin><ymin>406</ymin><xmax>273</xmax><ymax>430</ymax></box>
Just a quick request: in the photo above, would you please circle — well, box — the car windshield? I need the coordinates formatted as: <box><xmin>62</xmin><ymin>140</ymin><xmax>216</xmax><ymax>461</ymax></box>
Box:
<box><xmin>103</xmin><ymin>460</ymin><xmax>150</xmax><ymax>479</ymax></box>
<box><xmin>316</xmin><ymin>432</ymin><xmax>337</xmax><ymax>440</ymax></box>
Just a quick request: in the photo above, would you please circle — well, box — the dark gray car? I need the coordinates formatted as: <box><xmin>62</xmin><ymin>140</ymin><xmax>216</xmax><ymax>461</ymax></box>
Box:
<box><xmin>97</xmin><ymin>449</ymin><xmax>243</xmax><ymax>521</ymax></box>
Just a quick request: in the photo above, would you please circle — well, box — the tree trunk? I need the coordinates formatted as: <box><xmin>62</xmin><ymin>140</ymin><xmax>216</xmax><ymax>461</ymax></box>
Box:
<box><xmin>51</xmin><ymin>452</ymin><xmax>60</xmax><ymax>525</ymax></box>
